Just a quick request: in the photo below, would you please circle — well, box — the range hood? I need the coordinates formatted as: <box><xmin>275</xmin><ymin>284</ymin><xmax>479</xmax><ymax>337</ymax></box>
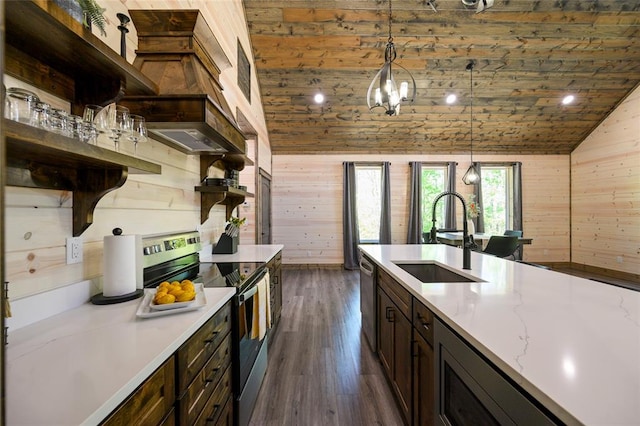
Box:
<box><xmin>120</xmin><ymin>10</ymin><xmax>246</xmax><ymax>155</ymax></box>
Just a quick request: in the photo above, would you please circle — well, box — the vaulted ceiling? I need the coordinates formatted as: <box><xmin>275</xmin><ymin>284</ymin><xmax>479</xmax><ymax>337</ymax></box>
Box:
<box><xmin>243</xmin><ymin>0</ymin><xmax>640</xmax><ymax>155</ymax></box>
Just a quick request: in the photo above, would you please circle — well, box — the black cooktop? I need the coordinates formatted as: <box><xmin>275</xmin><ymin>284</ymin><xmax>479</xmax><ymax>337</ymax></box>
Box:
<box><xmin>199</xmin><ymin>262</ymin><xmax>267</xmax><ymax>292</ymax></box>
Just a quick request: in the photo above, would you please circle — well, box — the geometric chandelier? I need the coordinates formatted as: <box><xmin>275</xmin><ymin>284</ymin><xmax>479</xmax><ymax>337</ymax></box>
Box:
<box><xmin>366</xmin><ymin>0</ymin><xmax>416</xmax><ymax>116</ymax></box>
<box><xmin>462</xmin><ymin>60</ymin><xmax>481</xmax><ymax>185</ymax></box>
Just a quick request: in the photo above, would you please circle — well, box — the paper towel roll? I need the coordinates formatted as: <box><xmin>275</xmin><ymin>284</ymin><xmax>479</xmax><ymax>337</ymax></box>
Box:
<box><xmin>103</xmin><ymin>234</ymin><xmax>138</xmax><ymax>297</ymax></box>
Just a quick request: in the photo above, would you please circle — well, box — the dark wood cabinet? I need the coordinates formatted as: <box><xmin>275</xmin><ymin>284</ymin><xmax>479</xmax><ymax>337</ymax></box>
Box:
<box><xmin>412</xmin><ymin>299</ymin><xmax>435</xmax><ymax>426</ymax></box>
<box><xmin>176</xmin><ymin>301</ymin><xmax>232</xmax><ymax>425</ymax></box>
<box><xmin>267</xmin><ymin>250</ymin><xmax>283</xmax><ymax>344</ymax></box>
<box><xmin>377</xmin><ymin>270</ymin><xmax>412</xmax><ymax>425</ymax></box>
<box><xmin>101</xmin><ymin>357</ymin><xmax>176</xmax><ymax>426</ymax></box>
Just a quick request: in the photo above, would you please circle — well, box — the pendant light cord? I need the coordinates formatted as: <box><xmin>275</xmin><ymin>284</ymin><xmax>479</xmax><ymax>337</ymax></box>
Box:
<box><xmin>388</xmin><ymin>0</ymin><xmax>393</xmax><ymax>43</ymax></box>
<box><xmin>469</xmin><ymin>62</ymin><xmax>474</xmax><ymax>162</ymax></box>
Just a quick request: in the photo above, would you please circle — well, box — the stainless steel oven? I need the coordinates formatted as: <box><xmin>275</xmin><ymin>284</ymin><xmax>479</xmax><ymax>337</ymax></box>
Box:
<box><xmin>201</xmin><ymin>261</ymin><xmax>269</xmax><ymax>426</ymax></box>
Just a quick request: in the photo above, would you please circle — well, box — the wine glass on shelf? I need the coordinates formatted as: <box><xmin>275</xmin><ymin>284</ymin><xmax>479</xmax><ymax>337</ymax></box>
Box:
<box><xmin>82</xmin><ymin>104</ymin><xmax>104</xmax><ymax>145</ymax></box>
<box><xmin>126</xmin><ymin>114</ymin><xmax>148</xmax><ymax>156</ymax></box>
<box><xmin>107</xmin><ymin>105</ymin><xmax>130</xmax><ymax>152</ymax></box>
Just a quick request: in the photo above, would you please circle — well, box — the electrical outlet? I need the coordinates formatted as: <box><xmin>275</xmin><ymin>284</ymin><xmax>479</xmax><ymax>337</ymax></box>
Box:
<box><xmin>616</xmin><ymin>256</ymin><xmax>624</xmax><ymax>264</ymax></box>
<box><xmin>66</xmin><ymin>237</ymin><xmax>83</xmax><ymax>264</ymax></box>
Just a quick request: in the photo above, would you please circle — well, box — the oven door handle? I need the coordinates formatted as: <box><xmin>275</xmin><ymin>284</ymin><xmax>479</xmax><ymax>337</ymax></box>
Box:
<box><xmin>238</xmin><ymin>285</ymin><xmax>259</xmax><ymax>303</ymax></box>
<box><xmin>237</xmin><ymin>270</ymin><xmax>268</xmax><ymax>304</ymax></box>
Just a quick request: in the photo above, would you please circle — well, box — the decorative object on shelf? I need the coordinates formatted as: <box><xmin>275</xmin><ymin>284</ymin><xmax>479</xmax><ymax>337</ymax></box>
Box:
<box><xmin>366</xmin><ymin>0</ymin><xmax>416</xmax><ymax>116</ymax></box>
<box><xmin>77</xmin><ymin>0</ymin><xmax>107</xmax><ymax>36</ymax></box>
<box><xmin>462</xmin><ymin>61</ymin><xmax>481</xmax><ymax>185</ymax></box>
<box><xmin>116</xmin><ymin>13</ymin><xmax>130</xmax><ymax>60</ymax></box>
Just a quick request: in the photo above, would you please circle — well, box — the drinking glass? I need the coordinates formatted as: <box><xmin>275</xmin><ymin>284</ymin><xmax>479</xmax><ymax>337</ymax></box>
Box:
<box><xmin>30</xmin><ymin>101</ymin><xmax>51</xmax><ymax>130</ymax></box>
<box><xmin>83</xmin><ymin>104</ymin><xmax>106</xmax><ymax>144</ymax></box>
<box><xmin>107</xmin><ymin>105</ymin><xmax>130</xmax><ymax>152</ymax></box>
<box><xmin>49</xmin><ymin>108</ymin><xmax>69</xmax><ymax>136</ymax></box>
<box><xmin>126</xmin><ymin>114</ymin><xmax>148</xmax><ymax>155</ymax></box>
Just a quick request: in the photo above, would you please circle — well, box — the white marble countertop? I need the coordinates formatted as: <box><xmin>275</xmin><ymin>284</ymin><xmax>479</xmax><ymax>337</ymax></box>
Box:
<box><xmin>6</xmin><ymin>287</ymin><xmax>235</xmax><ymax>426</ymax></box>
<box><xmin>360</xmin><ymin>244</ymin><xmax>640</xmax><ymax>426</ymax></box>
<box><xmin>199</xmin><ymin>244</ymin><xmax>283</xmax><ymax>263</ymax></box>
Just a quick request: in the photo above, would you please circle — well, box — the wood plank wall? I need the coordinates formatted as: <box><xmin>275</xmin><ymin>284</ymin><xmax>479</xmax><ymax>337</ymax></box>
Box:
<box><xmin>3</xmin><ymin>0</ymin><xmax>268</xmax><ymax>300</ymax></box>
<box><xmin>571</xmin><ymin>84</ymin><xmax>640</xmax><ymax>276</ymax></box>
<box><xmin>272</xmin><ymin>154</ymin><xmax>571</xmax><ymax>265</ymax></box>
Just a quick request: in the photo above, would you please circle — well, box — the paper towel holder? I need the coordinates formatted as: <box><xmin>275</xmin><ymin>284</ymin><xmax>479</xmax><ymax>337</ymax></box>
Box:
<box><xmin>91</xmin><ymin>228</ymin><xmax>144</xmax><ymax>305</ymax></box>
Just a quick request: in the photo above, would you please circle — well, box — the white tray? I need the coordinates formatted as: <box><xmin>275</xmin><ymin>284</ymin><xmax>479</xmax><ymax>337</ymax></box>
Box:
<box><xmin>136</xmin><ymin>283</ymin><xmax>207</xmax><ymax>319</ymax></box>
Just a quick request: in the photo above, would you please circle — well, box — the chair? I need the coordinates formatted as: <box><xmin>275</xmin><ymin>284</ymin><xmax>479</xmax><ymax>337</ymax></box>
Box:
<box><xmin>503</xmin><ymin>230</ymin><xmax>523</xmax><ymax>259</ymax></box>
<box><xmin>482</xmin><ymin>236</ymin><xmax>520</xmax><ymax>259</ymax></box>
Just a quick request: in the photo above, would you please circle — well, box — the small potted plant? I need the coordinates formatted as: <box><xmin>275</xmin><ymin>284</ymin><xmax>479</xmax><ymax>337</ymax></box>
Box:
<box><xmin>77</xmin><ymin>0</ymin><xmax>107</xmax><ymax>36</ymax></box>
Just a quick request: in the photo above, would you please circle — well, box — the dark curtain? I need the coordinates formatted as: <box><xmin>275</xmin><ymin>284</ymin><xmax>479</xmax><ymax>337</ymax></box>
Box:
<box><xmin>407</xmin><ymin>162</ymin><xmax>422</xmax><ymax>243</ymax></box>
<box><xmin>379</xmin><ymin>162</ymin><xmax>392</xmax><ymax>244</ymax></box>
<box><xmin>512</xmin><ymin>162</ymin><xmax>523</xmax><ymax>232</ymax></box>
<box><xmin>512</xmin><ymin>162</ymin><xmax>523</xmax><ymax>260</ymax></box>
<box><xmin>343</xmin><ymin>162</ymin><xmax>360</xmax><ymax>270</ymax></box>
<box><xmin>445</xmin><ymin>162</ymin><xmax>457</xmax><ymax>230</ymax></box>
<box><xmin>472</xmin><ymin>162</ymin><xmax>484</xmax><ymax>233</ymax></box>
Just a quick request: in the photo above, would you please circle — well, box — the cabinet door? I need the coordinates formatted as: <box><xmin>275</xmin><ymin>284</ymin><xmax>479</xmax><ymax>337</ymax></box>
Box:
<box><xmin>413</xmin><ymin>331</ymin><xmax>435</xmax><ymax>426</ymax></box>
<box><xmin>101</xmin><ymin>357</ymin><xmax>175</xmax><ymax>426</ymax></box>
<box><xmin>378</xmin><ymin>287</ymin><xmax>412</xmax><ymax>425</ymax></box>
<box><xmin>377</xmin><ymin>288</ymin><xmax>395</xmax><ymax>378</ymax></box>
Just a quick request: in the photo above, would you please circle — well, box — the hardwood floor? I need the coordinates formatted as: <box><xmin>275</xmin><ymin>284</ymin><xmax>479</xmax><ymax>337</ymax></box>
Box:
<box><xmin>249</xmin><ymin>268</ymin><xmax>404</xmax><ymax>426</ymax></box>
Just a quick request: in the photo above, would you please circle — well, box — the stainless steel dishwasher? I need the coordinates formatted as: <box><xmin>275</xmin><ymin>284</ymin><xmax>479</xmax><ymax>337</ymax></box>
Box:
<box><xmin>359</xmin><ymin>255</ymin><xmax>377</xmax><ymax>352</ymax></box>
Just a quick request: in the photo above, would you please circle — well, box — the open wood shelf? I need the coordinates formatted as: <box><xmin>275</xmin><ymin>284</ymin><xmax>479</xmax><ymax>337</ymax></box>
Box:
<box><xmin>194</xmin><ymin>185</ymin><xmax>254</xmax><ymax>224</ymax></box>
<box><xmin>5</xmin><ymin>120</ymin><xmax>162</xmax><ymax>237</ymax></box>
<box><xmin>4</xmin><ymin>0</ymin><xmax>158</xmax><ymax>109</ymax></box>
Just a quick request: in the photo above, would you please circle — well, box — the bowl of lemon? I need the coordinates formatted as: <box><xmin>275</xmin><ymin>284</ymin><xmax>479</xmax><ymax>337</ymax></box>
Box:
<box><xmin>150</xmin><ymin>279</ymin><xmax>198</xmax><ymax>310</ymax></box>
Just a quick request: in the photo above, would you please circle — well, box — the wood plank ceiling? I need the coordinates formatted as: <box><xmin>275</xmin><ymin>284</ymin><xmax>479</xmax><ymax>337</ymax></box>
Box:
<box><xmin>243</xmin><ymin>0</ymin><xmax>640</xmax><ymax>155</ymax></box>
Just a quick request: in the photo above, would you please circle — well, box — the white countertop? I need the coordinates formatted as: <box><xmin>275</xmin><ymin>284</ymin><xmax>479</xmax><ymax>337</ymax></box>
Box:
<box><xmin>360</xmin><ymin>244</ymin><xmax>640</xmax><ymax>426</ymax></box>
<box><xmin>199</xmin><ymin>244</ymin><xmax>283</xmax><ymax>263</ymax></box>
<box><xmin>6</xmin><ymin>287</ymin><xmax>235</xmax><ymax>426</ymax></box>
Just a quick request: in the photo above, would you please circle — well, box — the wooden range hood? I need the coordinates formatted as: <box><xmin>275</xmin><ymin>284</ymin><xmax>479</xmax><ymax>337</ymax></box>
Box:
<box><xmin>120</xmin><ymin>10</ymin><xmax>246</xmax><ymax>155</ymax></box>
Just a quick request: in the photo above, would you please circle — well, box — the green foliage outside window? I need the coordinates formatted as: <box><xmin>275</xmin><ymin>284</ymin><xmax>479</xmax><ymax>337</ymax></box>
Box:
<box><xmin>356</xmin><ymin>166</ymin><xmax>382</xmax><ymax>242</ymax></box>
<box><xmin>421</xmin><ymin>167</ymin><xmax>446</xmax><ymax>232</ymax></box>
<box><xmin>481</xmin><ymin>168</ymin><xmax>512</xmax><ymax>235</ymax></box>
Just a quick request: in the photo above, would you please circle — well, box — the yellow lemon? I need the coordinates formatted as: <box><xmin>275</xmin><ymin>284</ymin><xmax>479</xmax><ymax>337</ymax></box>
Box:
<box><xmin>176</xmin><ymin>291</ymin><xmax>196</xmax><ymax>302</ymax></box>
<box><xmin>155</xmin><ymin>294</ymin><xmax>176</xmax><ymax>305</ymax></box>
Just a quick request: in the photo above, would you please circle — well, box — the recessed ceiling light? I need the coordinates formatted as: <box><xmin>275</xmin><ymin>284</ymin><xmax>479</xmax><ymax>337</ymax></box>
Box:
<box><xmin>562</xmin><ymin>95</ymin><xmax>575</xmax><ymax>105</ymax></box>
<box><xmin>314</xmin><ymin>93</ymin><xmax>324</xmax><ymax>104</ymax></box>
<box><xmin>446</xmin><ymin>94</ymin><xmax>457</xmax><ymax>104</ymax></box>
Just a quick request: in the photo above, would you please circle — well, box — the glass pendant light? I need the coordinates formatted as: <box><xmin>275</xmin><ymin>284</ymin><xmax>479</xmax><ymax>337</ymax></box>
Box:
<box><xmin>366</xmin><ymin>0</ymin><xmax>416</xmax><ymax>116</ymax></box>
<box><xmin>463</xmin><ymin>61</ymin><xmax>481</xmax><ymax>185</ymax></box>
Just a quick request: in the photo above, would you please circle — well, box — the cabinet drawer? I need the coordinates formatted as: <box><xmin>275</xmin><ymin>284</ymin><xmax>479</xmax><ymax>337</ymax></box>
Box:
<box><xmin>177</xmin><ymin>301</ymin><xmax>231</xmax><ymax>394</ymax></box>
<box><xmin>101</xmin><ymin>356</ymin><xmax>175</xmax><ymax>426</ymax></box>
<box><xmin>413</xmin><ymin>298</ymin><xmax>434</xmax><ymax>347</ymax></box>
<box><xmin>378</xmin><ymin>268</ymin><xmax>411</xmax><ymax>319</ymax></box>
<box><xmin>178</xmin><ymin>334</ymin><xmax>231</xmax><ymax>424</ymax></box>
<box><xmin>193</xmin><ymin>366</ymin><xmax>233</xmax><ymax>426</ymax></box>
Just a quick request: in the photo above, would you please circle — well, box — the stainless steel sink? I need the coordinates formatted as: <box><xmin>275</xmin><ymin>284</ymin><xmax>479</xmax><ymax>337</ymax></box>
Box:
<box><xmin>394</xmin><ymin>262</ymin><xmax>478</xmax><ymax>283</ymax></box>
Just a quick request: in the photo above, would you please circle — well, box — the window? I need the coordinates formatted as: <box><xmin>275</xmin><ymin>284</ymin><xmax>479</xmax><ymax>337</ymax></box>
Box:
<box><xmin>421</xmin><ymin>165</ymin><xmax>448</xmax><ymax>232</ymax></box>
<box><xmin>355</xmin><ymin>164</ymin><xmax>382</xmax><ymax>243</ymax></box>
<box><xmin>480</xmin><ymin>166</ymin><xmax>514</xmax><ymax>235</ymax></box>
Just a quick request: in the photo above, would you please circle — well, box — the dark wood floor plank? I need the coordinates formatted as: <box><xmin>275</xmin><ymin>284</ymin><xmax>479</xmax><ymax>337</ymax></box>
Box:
<box><xmin>249</xmin><ymin>267</ymin><xmax>403</xmax><ymax>426</ymax></box>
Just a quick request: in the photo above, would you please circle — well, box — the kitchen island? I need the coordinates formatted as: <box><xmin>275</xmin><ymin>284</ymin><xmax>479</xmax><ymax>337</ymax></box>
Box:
<box><xmin>6</xmin><ymin>287</ymin><xmax>235</xmax><ymax>425</ymax></box>
<box><xmin>360</xmin><ymin>244</ymin><xmax>639</xmax><ymax>425</ymax></box>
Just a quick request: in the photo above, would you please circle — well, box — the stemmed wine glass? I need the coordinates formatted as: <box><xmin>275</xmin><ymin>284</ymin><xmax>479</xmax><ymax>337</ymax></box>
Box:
<box><xmin>107</xmin><ymin>105</ymin><xmax>130</xmax><ymax>152</ymax></box>
<box><xmin>126</xmin><ymin>114</ymin><xmax>148</xmax><ymax>155</ymax></box>
<box><xmin>82</xmin><ymin>104</ymin><xmax>104</xmax><ymax>145</ymax></box>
